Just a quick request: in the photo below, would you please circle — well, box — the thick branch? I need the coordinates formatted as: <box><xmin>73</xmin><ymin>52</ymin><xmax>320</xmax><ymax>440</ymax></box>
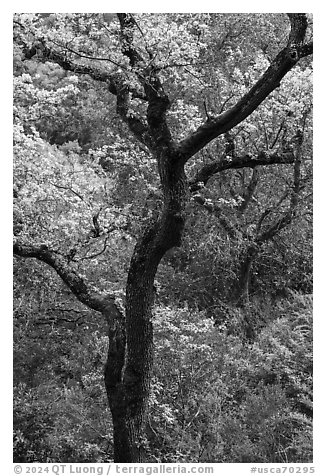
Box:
<box><xmin>115</xmin><ymin>84</ymin><xmax>154</xmax><ymax>148</ymax></box>
<box><xmin>189</xmin><ymin>151</ymin><xmax>295</xmax><ymax>191</ymax></box>
<box><xmin>23</xmin><ymin>40</ymin><xmax>118</xmax><ymax>93</ymax></box>
<box><xmin>176</xmin><ymin>14</ymin><xmax>312</xmax><ymax>162</ymax></box>
<box><xmin>297</xmin><ymin>42</ymin><xmax>313</xmax><ymax>58</ymax></box>
<box><xmin>13</xmin><ymin>241</ymin><xmax>121</xmax><ymax>318</ymax></box>
<box><xmin>288</xmin><ymin>13</ymin><xmax>308</xmax><ymax>45</ymax></box>
<box><xmin>145</xmin><ymin>84</ymin><xmax>173</xmax><ymax>150</ymax></box>
<box><xmin>20</xmin><ymin>39</ymin><xmax>146</xmax><ymax>101</ymax></box>
<box><xmin>117</xmin><ymin>13</ymin><xmax>174</xmax><ymax>152</ymax></box>
<box><xmin>117</xmin><ymin>13</ymin><xmax>144</xmax><ymax>67</ymax></box>
<box><xmin>23</xmin><ymin>36</ymin><xmax>153</xmax><ymax>147</ymax></box>
<box><xmin>12</xmin><ymin>237</ymin><xmax>129</xmax><ymax>461</ymax></box>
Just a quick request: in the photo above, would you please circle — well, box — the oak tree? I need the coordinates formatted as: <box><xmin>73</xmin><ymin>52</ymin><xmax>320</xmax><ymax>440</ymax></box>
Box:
<box><xmin>13</xmin><ymin>13</ymin><xmax>313</xmax><ymax>462</ymax></box>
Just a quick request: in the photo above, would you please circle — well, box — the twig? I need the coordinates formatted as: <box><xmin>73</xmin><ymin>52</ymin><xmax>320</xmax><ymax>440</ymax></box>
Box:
<box><xmin>49</xmin><ymin>181</ymin><xmax>84</xmax><ymax>201</ymax></box>
<box><xmin>203</xmin><ymin>101</ymin><xmax>210</xmax><ymax>120</ymax></box>
<box><xmin>80</xmin><ymin>234</ymin><xmax>111</xmax><ymax>261</ymax></box>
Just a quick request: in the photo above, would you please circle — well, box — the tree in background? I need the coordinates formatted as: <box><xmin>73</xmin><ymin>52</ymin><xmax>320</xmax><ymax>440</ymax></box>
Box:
<box><xmin>13</xmin><ymin>13</ymin><xmax>312</xmax><ymax>462</ymax></box>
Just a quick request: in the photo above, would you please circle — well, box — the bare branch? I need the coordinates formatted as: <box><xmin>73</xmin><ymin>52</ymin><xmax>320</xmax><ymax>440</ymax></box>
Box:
<box><xmin>49</xmin><ymin>181</ymin><xmax>84</xmax><ymax>201</ymax></box>
<box><xmin>203</xmin><ymin>101</ymin><xmax>210</xmax><ymax>121</ymax></box>
<box><xmin>256</xmin><ymin>136</ymin><xmax>304</xmax><ymax>244</ymax></box>
<box><xmin>35</xmin><ymin>315</ymin><xmax>84</xmax><ymax>326</ymax></box>
<box><xmin>81</xmin><ymin>235</ymin><xmax>111</xmax><ymax>261</ymax></box>
<box><xmin>270</xmin><ymin>115</ymin><xmax>288</xmax><ymax>149</ymax></box>
<box><xmin>50</xmin><ymin>38</ymin><xmax>129</xmax><ymax>69</ymax></box>
<box><xmin>237</xmin><ymin>168</ymin><xmax>260</xmax><ymax>214</ymax></box>
<box><xmin>191</xmin><ymin>194</ymin><xmax>240</xmax><ymax>239</ymax></box>
<box><xmin>43</xmin><ymin>307</ymin><xmax>90</xmax><ymax>314</ymax></box>
<box><xmin>291</xmin><ymin>129</ymin><xmax>304</xmax><ymax>211</ymax></box>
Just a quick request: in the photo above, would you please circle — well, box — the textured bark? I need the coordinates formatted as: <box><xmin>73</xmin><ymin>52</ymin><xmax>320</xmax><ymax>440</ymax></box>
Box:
<box><xmin>103</xmin><ymin>308</ymin><xmax>129</xmax><ymax>462</ymax></box>
<box><xmin>13</xmin><ymin>242</ymin><xmax>111</xmax><ymax>313</ymax></box>
<box><xmin>114</xmin><ymin>15</ymin><xmax>189</xmax><ymax>456</ymax></box>
<box><xmin>13</xmin><ymin>241</ymin><xmax>129</xmax><ymax>460</ymax></box>
<box><xmin>119</xmin><ymin>149</ymin><xmax>188</xmax><ymax>461</ymax></box>
<box><xmin>14</xmin><ymin>13</ymin><xmax>312</xmax><ymax>462</ymax></box>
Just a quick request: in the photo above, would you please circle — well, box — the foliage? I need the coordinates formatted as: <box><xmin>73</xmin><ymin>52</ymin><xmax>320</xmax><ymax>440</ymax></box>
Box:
<box><xmin>14</xmin><ymin>305</ymin><xmax>113</xmax><ymax>462</ymax></box>
<box><xmin>13</xmin><ymin>12</ymin><xmax>313</xmax><ymax>463</ymax></box>
<box><xmin>148</xmin><ymin>293</ymin><xmax>312</xmax><ymax>463</ymax></box>
<box><xmin>13</xmin><ymin>293</ymin><xmax>312</xmax><ymax>463</ymax></box>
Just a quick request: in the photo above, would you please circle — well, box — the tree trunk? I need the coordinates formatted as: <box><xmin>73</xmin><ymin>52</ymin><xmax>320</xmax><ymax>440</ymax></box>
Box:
<box><xmin>102</xmin><ymin>224</ymin><xmax>160</xmax><ymax>462</ymax></box>
<box><xmin>103</xmin><ymin>305</ymin><xmax>130</xmax><ymax>462</ymax></box>
<box><xmin>14</xmin><ymin>12</ymin><xmax>313</xmax><ymax>464</ymax></box>
<box><xmin>103</xmin><ymin>150</ymin><xmax>188</xmax><ymax>462</ymax></box>
<box><xmin>232</xmin><ymin>245</ymin><xmax>258</xmax><ymax>306</ymax></box>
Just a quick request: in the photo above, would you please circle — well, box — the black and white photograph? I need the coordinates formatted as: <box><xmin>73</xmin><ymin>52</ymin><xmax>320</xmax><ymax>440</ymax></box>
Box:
<box><xmin>12</xmin><ymin>9</ymin><xmax>314</xmax><ymax>467</ymax></box>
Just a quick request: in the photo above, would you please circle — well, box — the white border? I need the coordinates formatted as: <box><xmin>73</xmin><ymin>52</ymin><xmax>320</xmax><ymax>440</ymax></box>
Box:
<box><xmin>3</xmin><ymin>3</ymin><xmax>324</xmax><ymax>473</ymax></box>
